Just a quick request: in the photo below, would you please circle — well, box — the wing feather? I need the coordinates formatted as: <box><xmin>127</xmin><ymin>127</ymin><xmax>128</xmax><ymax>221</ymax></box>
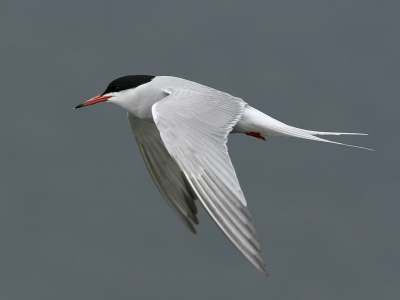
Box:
<box><xmin>152</xmin><ymin>87</ymin><xmax>269</xmax><ymax>276</ymax></box>
<box><xmin>128</xmin><ymin>113</ymin><xmax>199</xmax><ymax>233</ymax></box>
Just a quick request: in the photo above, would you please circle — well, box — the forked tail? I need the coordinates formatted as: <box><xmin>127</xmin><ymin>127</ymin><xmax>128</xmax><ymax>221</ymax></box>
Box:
<box><xmin>236</xmin><ymin>105</ymin><xmax>373</xmax><ymax>151</ymax></box>
<box><xmin>269</xmin><ymin>126</ymin><xmax>373</xmax><ymax>151</ymax></box>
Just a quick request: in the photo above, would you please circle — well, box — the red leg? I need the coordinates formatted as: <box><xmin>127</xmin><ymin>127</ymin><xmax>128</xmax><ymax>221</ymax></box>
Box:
<box><xmin>245</xmin><ymin>132</ymin><xmax>266</xmax><ymax>141</ymax></box>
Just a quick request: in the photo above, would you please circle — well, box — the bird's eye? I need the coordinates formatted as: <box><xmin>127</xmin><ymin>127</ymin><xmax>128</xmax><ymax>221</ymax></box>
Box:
<box><xmin>114</xmin><ymin>86</ymin><xmax>120</xmax><ymax>91</ymax></box>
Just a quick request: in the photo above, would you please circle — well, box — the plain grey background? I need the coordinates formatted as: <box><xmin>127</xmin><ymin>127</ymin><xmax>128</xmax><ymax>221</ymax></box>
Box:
<box><xmin>1</xmin><ymin>1</ymin><xmax>399</xmax><ymax>299</ymax></box>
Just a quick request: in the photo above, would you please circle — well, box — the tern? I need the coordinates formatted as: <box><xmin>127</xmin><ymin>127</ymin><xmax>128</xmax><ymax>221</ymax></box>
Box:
<box><xmin>74</xmin><ymin>75</ymin><xmax>371</xmax><ymax>277</ymax></box>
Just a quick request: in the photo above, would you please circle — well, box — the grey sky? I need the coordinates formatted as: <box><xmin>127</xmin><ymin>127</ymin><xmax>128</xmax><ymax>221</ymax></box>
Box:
<box><xmin>1</xmin><ymin>1</ymin><xmax>399</xmax><ymax>299</ymax></box>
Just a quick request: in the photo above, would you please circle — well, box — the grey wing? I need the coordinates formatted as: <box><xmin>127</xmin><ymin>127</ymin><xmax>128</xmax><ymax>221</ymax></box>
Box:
<box><xmin>127</xmin><ymin>113</ymin><xmax>199</xmax><ymax>233</ymax></box>
<box><xmin>152</xmin><ymin>87</ymin><xmax>269</xmax><ymax>276</ymax></box>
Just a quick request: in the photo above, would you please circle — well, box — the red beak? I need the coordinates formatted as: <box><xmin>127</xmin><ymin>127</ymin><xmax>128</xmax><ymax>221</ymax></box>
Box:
<box><xmin>73</xmin><ymin>95</ymin><xmax>112</xmax><ymax>109</ymax></box>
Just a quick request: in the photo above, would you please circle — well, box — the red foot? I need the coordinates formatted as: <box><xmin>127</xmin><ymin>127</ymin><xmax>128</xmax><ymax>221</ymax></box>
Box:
<box><xmin>245</xmin><ymin>132</ymin><xmax>266</xmax><ymax>141</ymax></box>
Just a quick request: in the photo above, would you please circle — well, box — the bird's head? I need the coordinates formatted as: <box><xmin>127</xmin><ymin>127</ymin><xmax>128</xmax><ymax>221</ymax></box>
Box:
<box><xmin>74</xmin><ymin>75</ymin><xmax>155</xmax><ymax>109</ymax></box>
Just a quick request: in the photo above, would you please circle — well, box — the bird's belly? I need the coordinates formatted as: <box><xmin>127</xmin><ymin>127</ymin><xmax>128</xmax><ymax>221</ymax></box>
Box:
<box><xmin>232</xmin><ymin>105</ymin><xmax>260</xmax><ymax>134</ymax></box>
<box><xmin>232</xmin><ymin>105</ymin><xmax>283</xmax><ymax>136</ymax></box>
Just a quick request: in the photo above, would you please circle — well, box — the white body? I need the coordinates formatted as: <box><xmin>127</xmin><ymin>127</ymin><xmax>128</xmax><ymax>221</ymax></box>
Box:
<box><xmin>112</xmin><ymin>76</ymin><xmax>368</xmax><ymax>148</ymax></box>
<box><xmin>80</xmin><ymin>75</ymin><xmax>370</xmax><ymax>277</ymax></box>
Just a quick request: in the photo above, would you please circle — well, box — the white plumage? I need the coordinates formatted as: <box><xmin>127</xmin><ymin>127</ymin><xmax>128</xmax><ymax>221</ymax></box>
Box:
<box><xmin>75</xmin><ymin>75</ymin><xmax>371</xmax><ymax>277</ymax></box>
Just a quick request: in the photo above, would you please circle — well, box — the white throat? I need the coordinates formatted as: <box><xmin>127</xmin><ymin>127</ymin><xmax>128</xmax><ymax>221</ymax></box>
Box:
<box><xmin>110</xmin><ymin>80</ymin><xmax>168</xmax><ymax>121</ymax></box>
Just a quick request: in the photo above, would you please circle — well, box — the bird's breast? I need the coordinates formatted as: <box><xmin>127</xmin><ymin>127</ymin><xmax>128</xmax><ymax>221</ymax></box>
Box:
<box><xmin>120</xmin><ymin>84</ymin><xmax>168</xmax><ymax>122</ymax></box>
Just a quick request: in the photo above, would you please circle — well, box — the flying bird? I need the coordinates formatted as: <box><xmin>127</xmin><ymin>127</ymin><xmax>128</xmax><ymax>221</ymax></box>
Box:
<box><xmin>74</xmin><ymin>75</ymin><xmax>371</xmax><ymax>276</ymax></box>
